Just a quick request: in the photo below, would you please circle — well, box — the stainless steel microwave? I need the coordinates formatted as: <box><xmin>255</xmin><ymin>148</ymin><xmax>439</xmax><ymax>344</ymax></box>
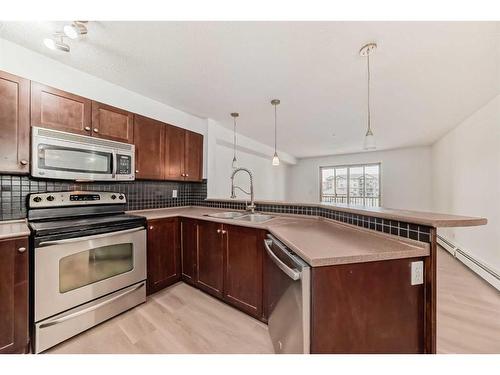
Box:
<box><xmin>31</xmin><ymin>126</ymin><xmax>135</xmax><ymax>181</ymax></box>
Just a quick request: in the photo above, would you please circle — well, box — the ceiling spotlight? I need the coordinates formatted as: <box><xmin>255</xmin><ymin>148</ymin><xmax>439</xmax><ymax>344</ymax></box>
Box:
<box><xmin>43</xmin><ymin>33</ymin><xmax>70</xmax><ymax>52</ymax></box>
<box><xmin>63</xmin><ymin>21</ymin><xmax>88</xmax><ymax>40</ymax></box>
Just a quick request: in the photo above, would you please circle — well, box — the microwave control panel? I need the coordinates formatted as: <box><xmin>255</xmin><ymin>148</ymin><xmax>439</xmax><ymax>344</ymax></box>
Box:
<box><xmin>116</xmin><ymin>154</ymin><xmax>132</xmax><ymax>175</ymax></box>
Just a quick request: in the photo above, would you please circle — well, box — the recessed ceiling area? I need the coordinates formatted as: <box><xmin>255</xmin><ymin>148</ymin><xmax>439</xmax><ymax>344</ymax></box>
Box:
<box><xmin>1</xmin><ymin>21</ymin><xmax>499</xmax><ymax>158</ymax></box>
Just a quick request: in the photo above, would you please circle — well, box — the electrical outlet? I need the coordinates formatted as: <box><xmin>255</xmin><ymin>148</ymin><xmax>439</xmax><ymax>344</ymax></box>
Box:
<box><xmin>172</xmin><ymin>189</ymin><xmax>178</xmax><ymax>198</ymax></box>
<box><xmin>411</xmin><ymin>261</ymin><xmax>424</xmax><ymax>285</ymax></box>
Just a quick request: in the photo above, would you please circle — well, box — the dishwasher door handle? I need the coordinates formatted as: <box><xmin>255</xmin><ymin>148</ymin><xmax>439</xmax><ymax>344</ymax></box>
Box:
<box><xmin>264</xmin><ymin>239</ymin><xmax>301</xmax><ymax>281</ymax></box>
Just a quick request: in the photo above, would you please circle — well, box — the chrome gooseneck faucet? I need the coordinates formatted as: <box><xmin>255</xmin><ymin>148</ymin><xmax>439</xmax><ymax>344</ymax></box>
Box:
<box><xmin>230</xmin><ymin>167</ymin><xmax>255</xmax><ymax>213</ymax></box>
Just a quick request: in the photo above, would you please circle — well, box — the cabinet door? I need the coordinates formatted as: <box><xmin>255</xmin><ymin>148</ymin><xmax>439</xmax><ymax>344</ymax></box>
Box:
<box><xmin>184</xmin><ymin>130</ymin><xmax>203</xmax><ymax>181</ymax></box>
<box><xmin>197</xmin><ymin>221</ymin><xmax>224</xmax><ymax>298</ymax></box>
<box><xmin>31</xmin><ymin>82</ymin><xmax>92</xmax><ymax>136</ymax></box>
<box><xmin>0</xmin><ymin>237</ymin><xmax>29</xmax><ymax>354</ymax></box>
<box><xmin>223</xmin><ymin>225</ymin><xmax>264</xmax><ymax>318</ymax></box>
<box><xmin>0</xmin><ymin>71</ymin><xmax>30</xmax><ymax>173</ymax></box>
<box><xmin>164</xmin><ymin>125</ymin><xmax>185</xmax><ymax>180</ymax></box>
<box><xmin>91</xmin><ymin>101</ymin><xmax>134</xmax><ymax>143</ymax></box>
<box><xmin>133</xmin><ymin>115</ymin><xmax>165</xmax><ymax>180</ymax></box>
<box><xmin>311</xmin><ymin>258</ymin><xmax>425</xmax><ymax>353</ymax></box>
<box><xmin>147</xmin><ymin>218</ymin><xmax>180</xmax><ymax>295</ymax></box>
<box><xmin>181</xmin><ymin>218</ymin><xmax>198</xmax><ymax>285</ymax></box>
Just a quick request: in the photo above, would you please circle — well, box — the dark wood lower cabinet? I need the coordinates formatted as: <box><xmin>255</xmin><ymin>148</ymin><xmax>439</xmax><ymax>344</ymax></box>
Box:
<box><xmin>223</xmin><ymin>225</ymin><xmax>264</xmax><ymax>318</ymax></box>
<box><xmin>146</xmin><ymin>218</ymin><xmax>180</xmax><ymax>295</ymax></box>
<box><xmin>196</xmin><ymin>221</ymin><xmax>224</xmax><ymax>298</ymax></box>
<box><xmin>180</xmin><ymin>218</ymin><xmax>198</xmax><ymax>285</ymax></box>
<box><xmin>0</xmin><ymin>237</ymin><xmax>29</xmax><ymax>354</ymax></box>
<box><xmin>310</xmin><ymin>257</ymin><xmax>425</xmax><ymax>354</ymax></box>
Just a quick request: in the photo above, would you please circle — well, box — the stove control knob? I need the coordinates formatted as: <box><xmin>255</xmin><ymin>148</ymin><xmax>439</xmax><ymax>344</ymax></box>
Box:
<box><xmin>47</xmin><ymin>195</ymin><xmax>55</xmax><ymax>202</ymax></box>
<box><xmin>118</xmin><ymin>195</ymin><xmax>124</xmax><ymax>200</ymax></box>
<box><xmin>111</xmin><ymin>194</ymin><xmax>117</xmax><ymax>200</ymax></box>
<box><xmin>33</xmin><ymin>196</ymin><xmax>42</xmax><ymax>203</ymax></box>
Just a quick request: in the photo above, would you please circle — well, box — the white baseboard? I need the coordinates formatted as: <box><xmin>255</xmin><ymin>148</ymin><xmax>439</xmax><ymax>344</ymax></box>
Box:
<box><xmin>437</xmin><ymin>235</ymin><xmax>500</xmax><ymax>291</ymax></box>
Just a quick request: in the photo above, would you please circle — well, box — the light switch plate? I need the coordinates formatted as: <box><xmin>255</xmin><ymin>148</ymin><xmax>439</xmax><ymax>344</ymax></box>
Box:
<box><xmin>172</xmin><ymin>189</ymin><xmax>178</xmax><ymax>198</ymax></box>
<box><xmin>411</xmin><ymin>261</ymin><xmax>424</xmax><ymax>285</ymax></box>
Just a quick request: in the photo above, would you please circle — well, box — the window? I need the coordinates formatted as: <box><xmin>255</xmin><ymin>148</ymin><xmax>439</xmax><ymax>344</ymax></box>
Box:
<box><xmin>320</xmin><ymin>163</ymin><xmax>380</xmax><ymax>206</ymax></box>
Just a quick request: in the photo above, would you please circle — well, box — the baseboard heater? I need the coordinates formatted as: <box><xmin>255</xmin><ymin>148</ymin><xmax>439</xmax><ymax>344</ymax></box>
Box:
<box><xmin>437</xmin><ymin>234</ymin><xmax>500</xmax><ymax>291</ymax></box>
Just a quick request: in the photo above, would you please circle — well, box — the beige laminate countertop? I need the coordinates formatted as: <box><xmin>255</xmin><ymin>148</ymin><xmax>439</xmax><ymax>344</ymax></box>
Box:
<box><xmin>129</xmin><ymin>207</ymin><xmax>430</xmax><ymax>267</ymax></box>
<box><xmin>0</xmin><ymin>219</ymin><xmax>30</xmax><ymax>240</ymax></box>
<box><xmin>205</xmin><ymin>199</ymin><xmax>487</xmax><ymax>228</ymax></box>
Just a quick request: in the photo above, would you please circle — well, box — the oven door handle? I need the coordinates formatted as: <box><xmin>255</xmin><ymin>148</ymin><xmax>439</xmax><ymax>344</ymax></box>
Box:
<box><xmin>264</xmin><ymin>239</ymin><xmax>301</xmax><ymax>281</ymax></box>
<box><xmin>38</xmin><ymin>282</ymin><xmax>145</xmax><ymax>329</ymax></box>
<box><xmin>38</xmin><ymin>227</ymin><xmax>145</xmax><ymax>247</ymax></box>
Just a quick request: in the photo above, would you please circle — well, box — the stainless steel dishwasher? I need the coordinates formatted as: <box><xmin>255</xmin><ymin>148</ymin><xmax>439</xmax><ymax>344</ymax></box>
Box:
<box><xmin>264</xmin><ymin>234</ymin><xmax>311</xmax><ymax>354</ymax></box>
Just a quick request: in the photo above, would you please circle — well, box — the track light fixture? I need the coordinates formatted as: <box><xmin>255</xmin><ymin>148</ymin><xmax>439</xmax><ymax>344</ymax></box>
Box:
<box><xmin>43</xmin><ymin>32</ymin><xmax>70</xmax><ymax>52</ymax></box>
<box><xmin>43</xmin><ymin>21</ymin><xmax>88</xmax><ymax>52</ymax></box>
<box><xmin>64</xmin><ymin>21</ymin><xmax>88</xmax><ymax>40</ymax></box>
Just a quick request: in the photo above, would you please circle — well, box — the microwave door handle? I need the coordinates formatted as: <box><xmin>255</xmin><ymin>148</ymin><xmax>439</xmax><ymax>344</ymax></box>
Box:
<box><xmin>112</xmin><ymin>152</ymin><xmax>117</xmax><ymax>178</ymax></box>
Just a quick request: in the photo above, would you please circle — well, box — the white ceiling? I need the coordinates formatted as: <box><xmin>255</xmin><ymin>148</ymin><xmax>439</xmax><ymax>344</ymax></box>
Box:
<box><xmin>1</xmin><ymin>21</ymin><xmax>499</xmax><ymax>158</ymax></box>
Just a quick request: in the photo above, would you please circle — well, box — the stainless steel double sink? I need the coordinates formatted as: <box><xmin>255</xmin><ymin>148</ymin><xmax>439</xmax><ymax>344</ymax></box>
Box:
<box><xmin>204</xmin><ymin>211</ymin><xmax>274</xmax><ymax>223</ymax></box>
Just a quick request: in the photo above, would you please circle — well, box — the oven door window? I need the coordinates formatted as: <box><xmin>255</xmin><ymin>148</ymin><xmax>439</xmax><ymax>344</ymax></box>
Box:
<box><xmin>38</xmin><ymin>144</ymin><xmax>113</xmax><ymax>174</ymax></box>
<box><xmin>59</xmin><ymin>243</ymin><xmax>133</xmax><ymax>293</ymax></box>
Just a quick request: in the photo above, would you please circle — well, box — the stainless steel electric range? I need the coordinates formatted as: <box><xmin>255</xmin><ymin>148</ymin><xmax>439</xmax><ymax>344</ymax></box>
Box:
<box><xmin>27</xmin><ymin>191</ymin><xmax>147</xmax><ymax>353</ymax></box>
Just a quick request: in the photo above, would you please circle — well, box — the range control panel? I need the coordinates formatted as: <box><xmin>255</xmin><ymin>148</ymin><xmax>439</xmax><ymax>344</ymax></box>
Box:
<box><xmin>29</xmin><ymin>191</ymin><xmax>126</xmax><ymax>208</ymax></box>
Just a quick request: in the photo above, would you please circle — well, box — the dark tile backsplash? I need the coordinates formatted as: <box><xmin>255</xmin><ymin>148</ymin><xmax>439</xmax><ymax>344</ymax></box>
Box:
<box><xmin>0</xmin><ymin>174</ymin><xmax>207</xmax><ymax>220</ymax></box>
<box><xmin>1</xmin><ymin>174</ymin><xmax>431</xmax><ymax>243</ymax></box>
<box><xmin>203</xmin><ymin>200</ymin><xmax>433</xmax><ymax>243</ymax></box>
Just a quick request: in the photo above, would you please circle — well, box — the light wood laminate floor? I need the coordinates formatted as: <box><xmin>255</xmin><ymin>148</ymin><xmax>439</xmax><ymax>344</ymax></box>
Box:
<box><xmin>47</xmin><ymin>248</ymin><xmax>500</xmax><ymax>354</ymax></box>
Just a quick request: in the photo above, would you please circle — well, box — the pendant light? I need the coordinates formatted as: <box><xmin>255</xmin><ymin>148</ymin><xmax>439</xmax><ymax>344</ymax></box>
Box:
<box><xmin>360</xmin><ymin>43</ymin><xmax>377</xmax><ymax>150</ymax></box>
<box><xmin>271</xmin><ymin>99</ymin><xmax>280</xmax><ymax>166</ymax></box>
<box><xmin>230</xmin><ymin>112</ymin><xmax>239</xmax><ymax>169</ymax></box>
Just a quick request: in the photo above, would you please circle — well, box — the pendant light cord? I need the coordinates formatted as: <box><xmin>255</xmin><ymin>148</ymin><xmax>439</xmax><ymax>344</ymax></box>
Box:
<box><xmin>233</xmin><ymin>117</ymin><xmax>237</xmax><ymax>159</ymax></box>
<box><xmin>274</xmin><ymin>103</ymin><xmax>277</xmax><ymax>153</ymax></box>
<box><xmin>367</xmin><ymin>53</ymin><xmax>371</xmax><ymax>133</ymax></box>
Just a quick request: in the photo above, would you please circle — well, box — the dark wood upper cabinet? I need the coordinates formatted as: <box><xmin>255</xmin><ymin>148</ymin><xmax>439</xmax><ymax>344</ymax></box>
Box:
<box><xmin>0</xmin><ymin>237</ymin><xmax>29</xmax><ymax>354</ymax></box>
<box><xmin>0</xmin><ymin>71</ymin><xmax>30</xmax><ymax>174</ymax></box>
<box><xmin>91</xmin><ymin>101</ymin><xmax>134</xmax><ymax>143</ymax></box>
<box><xmin>165</xmin><ymin>125</ymin><xmax>186</xmax><ymax>180</ymax></box>
<box><xmin>184</xmin><ymin>130</ymin><xmax>203</xmax><ymax>181</ymax></box>
<box><xmin>223</xmin><ymin>225</ymin><xmax>264</xmax><ymax>318</ymax></box>
<box><xmin>180</xmin><ymin>218</ymin><xmax>198</xmax><ymax>285</ymax></box>
<box><xmin>31</xmin><ymin>82</ymin><xmax>92</xmax><ymax>136</ymax></box>
<box><xmin>133</xmin><ymin>114</ymin><xmax>165</xmax><ymax>180</ymax></box>
<box><xmin>197</xmin><ymin>220</ymin><xmax>224</xmax><ymax>298</ymax></box>
<box><xmin>146</xmin><ymin>218</ymin><xmax>180</xmax><ymax>295</ymax></box>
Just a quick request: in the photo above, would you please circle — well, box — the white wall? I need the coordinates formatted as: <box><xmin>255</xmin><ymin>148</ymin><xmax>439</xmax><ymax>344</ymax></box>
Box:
<box><xmin>287</xmin><ymin>146</ymin><xmax>433</xmax><ymax>211</ymax></box>
<box><xmin>432</xmin><ymin>94</ymin><xmax>500</xmax><ymax>272</ymax></box>
<box><xmin>207</xmin><ymin>121</ymin><xmax>293</xmax><ymax>201</ymax></box>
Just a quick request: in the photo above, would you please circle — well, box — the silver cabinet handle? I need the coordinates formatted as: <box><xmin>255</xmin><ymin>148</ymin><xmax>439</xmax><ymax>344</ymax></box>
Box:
<box><xmin>149</xmin><ymin>225</ymin><xmax>154</xmax><ymax>230</ymax></box>
<box><xmin>221</xmin><ymin>230</ymin><xmax>227</xmax><ymax>234</ymax></box>
<box><xmin>39</xmin><ymin>282</ymin><xmax>145</xmax><ymax>329</ymax></box>
<box><xmin>217</xmin><ymin>229</ymin><xmax>222</xmax><ymax>233</ymax></box>
<box><xmin>185</xmin><ymin>174</ymin><xmax>189</xmax><ymax>177</ymax></box>
<box><xmin>93</xmin><ymin>128</ymin><xmax>99</xmax><ymax>133</ymax></box>
<box><xmin>84</xmin><ymin>126</ymin><xmax>91</xmax><ymax>131</ymax></box>
<box><xmin>18</xmin><ymin>247</ymin><xmax>26</xmax><ymax>253</ymax></box>
<box><xmin>264</xmin><ymin>239</ymin><xmax>300</xmax><ymax>281</ymax></box>
<box><xmin>20</xmin><ymin>160</ymin><xmax>28</xmax><ymax>166</ymax></box>
<box><xmin>38</xmin><ymin>227</ymin><xmax>145</xmax><ymax>247</ymax></box>
<box><xmin>135</xmin><ymin>170</ymin><xmax>139</xmax><ymax>173</ymax></box>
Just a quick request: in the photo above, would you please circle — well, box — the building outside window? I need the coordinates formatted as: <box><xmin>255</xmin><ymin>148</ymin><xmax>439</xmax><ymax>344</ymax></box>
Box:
<box><xmin>320</xmin><ymin>163</ymin><xmax>381</xmax><ymax>206</ymax></box>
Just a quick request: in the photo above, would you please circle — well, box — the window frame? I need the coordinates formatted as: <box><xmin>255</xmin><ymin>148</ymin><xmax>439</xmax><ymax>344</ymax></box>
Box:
<box><xmin>319</xmin><ymin>162</ymin><xmax>382</xmax><ymax>206</ymax></box>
